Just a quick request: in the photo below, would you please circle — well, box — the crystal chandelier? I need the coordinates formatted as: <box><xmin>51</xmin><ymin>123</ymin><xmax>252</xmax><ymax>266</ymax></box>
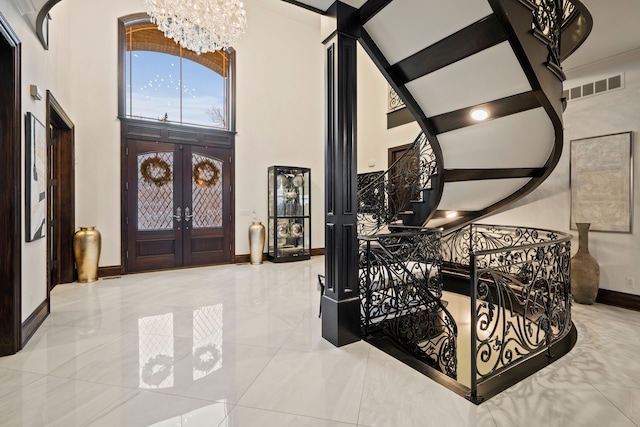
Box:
<box><xmin>143</xmin><ymin>0</ymin><xmax>247</xmax><ymax>54</ymax></box>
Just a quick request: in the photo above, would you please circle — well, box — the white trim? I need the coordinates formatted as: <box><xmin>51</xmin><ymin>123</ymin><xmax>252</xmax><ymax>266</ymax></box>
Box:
<box><xmin>565</xmin><ymin>48</ymin><xmax>640</xmax><ymax>79</ymax></box>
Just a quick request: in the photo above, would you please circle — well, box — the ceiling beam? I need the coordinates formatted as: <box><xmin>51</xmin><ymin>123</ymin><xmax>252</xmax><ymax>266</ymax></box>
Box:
<box><xmin>443</xmin><ymin>168</ymin><xmax>546</xmax><ymax>182</ymax></box>
<box><xmin>391</xmin><ymin>15</ymin><xmax>506</xmax><ymax>83</ymax></box>
<box><xmin>431</xmin><ymin>91</ymin><xmax>541</xmax><ymax>134</ymax></box>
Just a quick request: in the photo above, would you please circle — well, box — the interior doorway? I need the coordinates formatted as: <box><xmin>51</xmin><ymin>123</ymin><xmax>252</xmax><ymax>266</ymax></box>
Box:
<box><xmin>46</xmin><ymin>92</ymin><xmax>75</xmax><ymax>290</ymax></box>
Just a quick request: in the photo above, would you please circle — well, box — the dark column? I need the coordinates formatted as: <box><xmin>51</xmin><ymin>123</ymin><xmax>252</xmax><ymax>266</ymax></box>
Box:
<box><xmin>322</xmin><ymin>2</ymin><xmax>361</xmax><ymax>347</ymax></box>
<box><xmin>0</xmin><ymin>13</ymin><xmax>22</xmax><ymax>356</ymax></box>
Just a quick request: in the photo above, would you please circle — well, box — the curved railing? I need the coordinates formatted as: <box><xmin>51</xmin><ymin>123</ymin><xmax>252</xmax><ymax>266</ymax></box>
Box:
<box><xmin>357</xmin><ymin>132</ymin><xmax>438</xmax><ymax>236</ymax></box>
<box><xmin>441</xmin><ymin>224</ymin><xmax>572</xmax><ymax>401</ymax></box>
<box><xmin>359</xmin><ymin>229</ymin><xmax>457</xmax><ymax>378</ymax></box>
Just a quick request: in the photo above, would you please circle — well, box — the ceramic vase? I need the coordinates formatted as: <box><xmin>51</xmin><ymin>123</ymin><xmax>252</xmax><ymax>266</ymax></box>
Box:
<box><xmin>249</xmin><ymin>222</ymin><xmax>265</xmax><ymax>265</ymax></box>
<box><xmin>570</xmin><ymin>222</ymin><xmax>600</xmax><ymax>304</ymax></box>
<box><xmin>73</xmin><ymin>226</ymin><xmax>101</xmax><ymax>283</ymax></box>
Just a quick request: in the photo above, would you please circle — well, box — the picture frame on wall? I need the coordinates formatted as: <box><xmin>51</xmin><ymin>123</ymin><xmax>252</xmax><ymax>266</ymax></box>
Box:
<box><xmin>25</xmin><ymin>112</ymin><xmax>47</xmax><ymax>241</ymax></box>
<box><xmin>570</xmin><ymin>131</ymin><xmax>633</xmax><ymax>233</ymax></box>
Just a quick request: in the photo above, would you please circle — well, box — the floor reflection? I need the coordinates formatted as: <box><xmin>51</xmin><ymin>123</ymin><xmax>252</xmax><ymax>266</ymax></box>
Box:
<box><xmin>193</xmin><ymin>305</ymin><xmax>223</xmax><ymax>380</ymax></box>
<box><xmin>138</xmin><ymin>305</ymin><xmax>224</xmax><ymax>388</ymax></box>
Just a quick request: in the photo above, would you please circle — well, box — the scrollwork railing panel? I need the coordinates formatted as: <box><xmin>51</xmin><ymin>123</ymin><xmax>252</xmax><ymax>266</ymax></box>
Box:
<box><xmin>360</xmin><ymin>229</ymin><xmax>457</xmax><ymax>379</ymax></box>
<box><xmin>441</xmin><ymin>224</ymin><xmax>571</xmax><ymax>396</ymax></box>
<box><xmin>442</xmin><ymin>224</ymin><xmax>565</xmax><ymax>268</ymax></box>
<box><xmin>473</xmin><ymin>239</ymin><xmax>571</xmax><ymax>379</ymax></box>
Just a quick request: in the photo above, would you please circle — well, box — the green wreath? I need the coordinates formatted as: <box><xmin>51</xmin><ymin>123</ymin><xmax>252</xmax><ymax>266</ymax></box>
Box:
<box><xmin>140</xmin><ymin>156</ymin><xmax>172</xmax><ymax>187</ymax></box>
<box><xmin>193</xmin><ymin>159</ymin><xmax>220</xmax><ymax>187</ymax></box>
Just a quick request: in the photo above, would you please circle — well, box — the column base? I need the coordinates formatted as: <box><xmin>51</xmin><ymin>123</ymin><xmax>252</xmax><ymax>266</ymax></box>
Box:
<box><xmin>321</xmin><ymin>295</ymin><xmax>361</xmax><ymax>347</ymax></box>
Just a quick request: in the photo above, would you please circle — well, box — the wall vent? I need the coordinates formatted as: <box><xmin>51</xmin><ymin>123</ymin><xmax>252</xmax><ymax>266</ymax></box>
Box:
<box><xmin>563</xmin><ymin>74</ymin><xmax>625</xmax><ymax>102</ymax></box>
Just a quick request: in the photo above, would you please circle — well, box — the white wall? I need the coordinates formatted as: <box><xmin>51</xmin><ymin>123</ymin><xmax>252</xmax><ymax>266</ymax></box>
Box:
<box><xmin>483</xmin><ymin>52</ymin><xmax>640</xmax><ymax>296</ymax></box>
<box><xmin>357</xmin><ymin>45</ymin><xmax>421</xmax><ymax>172</ymax></box>
<box><xmin>233</xmin><ymin>0</ymin><xmax>324</xmax><ymax>254</ymax></box>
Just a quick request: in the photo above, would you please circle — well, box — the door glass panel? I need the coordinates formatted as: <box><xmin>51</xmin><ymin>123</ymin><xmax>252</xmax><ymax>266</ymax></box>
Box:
<box><xmin>137</xmin><ymin>152</ymin><xmax>174</xmax><ymax>231</ymax></box>
<box><xmin>192</xmin><ymin>153</ymin><xmax>223</xmax><ymax>229</ymax></box>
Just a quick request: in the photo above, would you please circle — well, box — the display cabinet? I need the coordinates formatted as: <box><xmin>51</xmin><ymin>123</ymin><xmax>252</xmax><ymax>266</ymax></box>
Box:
<box><xmin>268</xmin><ymin>166</ymin><xmax>311</xmax><ymax>262</ymax></box>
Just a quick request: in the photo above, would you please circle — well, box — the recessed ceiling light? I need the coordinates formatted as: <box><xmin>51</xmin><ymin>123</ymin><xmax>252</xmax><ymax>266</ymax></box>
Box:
<box><xmin>471</xmin><ymin>108</ymin><xmax>489</xmax><ymax>121</ymax></box>
<box><xmin>446</xmin><ymin>211</ymin><xmax>458</xmax><ymax>219</ymax></box>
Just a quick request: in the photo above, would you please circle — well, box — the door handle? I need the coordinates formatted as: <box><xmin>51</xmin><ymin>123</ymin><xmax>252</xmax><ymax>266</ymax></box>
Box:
<box><xmin>173</xmin><ymin>207</ymin><xmax>182</xmax><ymax>222</ymax></box>
<box><xmin>185</xmin><ymin>207</ymin><xmax>193</xmax><ymax>222</ymax></box>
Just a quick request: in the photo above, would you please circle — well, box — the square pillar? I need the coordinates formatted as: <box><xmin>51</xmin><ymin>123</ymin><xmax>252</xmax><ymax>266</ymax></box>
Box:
<box><xmin>321</xmin><ymin>2</ymin><xmax>361</xmax><ymax>347</ymax></box>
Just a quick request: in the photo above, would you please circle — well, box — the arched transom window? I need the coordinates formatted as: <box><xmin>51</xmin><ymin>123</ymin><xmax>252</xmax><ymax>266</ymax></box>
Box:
<box><xmin>122</xmin><ymin>20</ymin><xmax>234</xmax><ymax>129</ymax></box>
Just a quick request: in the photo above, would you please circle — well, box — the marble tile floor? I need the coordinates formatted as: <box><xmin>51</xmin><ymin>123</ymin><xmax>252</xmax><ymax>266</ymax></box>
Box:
<box><xmin>1</xmin><ymin>256</ymin><xmax>639</xmax><ymax>426</ymax></box>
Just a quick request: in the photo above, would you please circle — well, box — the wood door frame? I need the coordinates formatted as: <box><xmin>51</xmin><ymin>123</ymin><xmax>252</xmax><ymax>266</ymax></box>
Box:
<box><xmin>0</xmin><ymin>12</ymin><xmax>22</xmax><ymax>356</ymax></box>
<box><xmin>46</xmin><ymin>91</ymin><xmax>75</xmax><ymax>291</ymax></box>
<box><xmin>120</xmin><ymin>118</ymin><xmax>236</xmax><ymax>274</ymax></box>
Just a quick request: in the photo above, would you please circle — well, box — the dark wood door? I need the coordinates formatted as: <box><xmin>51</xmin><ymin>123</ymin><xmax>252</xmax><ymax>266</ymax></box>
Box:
<box><xmin>47</xmin><ymin>93</ymin><xmax>75</xmax><ymax>288</ymax></box>
<box><xmin>182</xmin><ymin>145</ymin><xmax>232</xmax><ymax>266</ymax></box>
<box><xmin>388</xmin><ymin>143</ymin><xmax>419</xmax><ymax>217</ymax></box>
<box><xmin>126</xmin><ymin>141</ymin><xmax>232</xmax><ymax>272</ymax></box>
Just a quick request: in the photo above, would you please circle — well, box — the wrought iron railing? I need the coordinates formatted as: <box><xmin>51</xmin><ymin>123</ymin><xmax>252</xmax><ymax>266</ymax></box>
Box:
<box><xmin>357</xmin><ymin>132</ymin><xmax>438</xmax><ymax>236</ymax></box>
<box><xmin>359</xmin><ymin>229</ymin><xmax>457</xmax><ymax>379</ymax></box>
<box><xmin>441</xmin><ymin>224</ymin><xmax>571</xmax><ymax>401</ymax></box>
<box><xmin>530</xmin><ymin>0</ymin><xmax>579</xmax><ymax>70</ymax></box>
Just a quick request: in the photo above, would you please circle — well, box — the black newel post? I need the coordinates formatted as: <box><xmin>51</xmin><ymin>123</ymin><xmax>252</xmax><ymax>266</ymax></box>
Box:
<box><xmin>321</xmin><ymin>1</ymin><xmax>361</xmax><ymax>346</ymax></box>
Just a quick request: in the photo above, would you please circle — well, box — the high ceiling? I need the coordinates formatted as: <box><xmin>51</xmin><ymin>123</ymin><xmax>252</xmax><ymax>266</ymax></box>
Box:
<box><xmin>282</xmin><ymin>0</ymin><xmax>640</xmax><ymax>72</ymax></box>
<box><xmin>12</xmin><ymin>0</ymin><xmax>640</xmax><ymax>72</ymax></box>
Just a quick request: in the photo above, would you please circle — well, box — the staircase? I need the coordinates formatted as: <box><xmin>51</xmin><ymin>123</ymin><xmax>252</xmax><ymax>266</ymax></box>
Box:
<box><xmin>284</xmin><ymin>0</ymin><xmax>591</xmax><ymax>231</ymax></box>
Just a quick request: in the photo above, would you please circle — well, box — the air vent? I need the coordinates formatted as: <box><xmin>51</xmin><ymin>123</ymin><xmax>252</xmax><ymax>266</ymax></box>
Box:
<box><xmin>565</xmin><ymin>74</ymin><xmax>625</xmax><ymax>102</ymax></box>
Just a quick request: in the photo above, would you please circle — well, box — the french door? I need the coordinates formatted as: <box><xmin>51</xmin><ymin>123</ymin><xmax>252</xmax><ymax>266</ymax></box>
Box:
<box><xmin>126</xmin><ymin>140</ymin><xmax>232</xmax><ymax>272</ymax></box>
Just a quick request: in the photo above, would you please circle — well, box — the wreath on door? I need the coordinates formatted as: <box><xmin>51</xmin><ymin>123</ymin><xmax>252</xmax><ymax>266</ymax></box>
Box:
<box><xmin>140</xmin><ymin>156</ymin><xmax>172</xmax><ymax>187</ymax></box>
<box><xmin>193</xmin><ymin>159</ymin><xmax>220</xmax><ymax>187</ymax></box>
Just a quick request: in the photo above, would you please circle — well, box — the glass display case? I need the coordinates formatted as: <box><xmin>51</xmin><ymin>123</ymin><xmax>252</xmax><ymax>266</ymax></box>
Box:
<box><xmin>268</xmin><ymin>166</ymin><xmax>311</xmax><ymax>262</ymax></box>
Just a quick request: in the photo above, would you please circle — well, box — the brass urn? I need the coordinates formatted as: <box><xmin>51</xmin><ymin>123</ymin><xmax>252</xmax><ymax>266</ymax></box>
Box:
<box><xmin>73</xmin><ymin>226</ymin><xmax>101</xmax><ymax>283</ymax></box>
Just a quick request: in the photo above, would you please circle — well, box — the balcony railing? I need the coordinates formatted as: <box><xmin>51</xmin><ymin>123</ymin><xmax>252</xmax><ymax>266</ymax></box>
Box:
<box><xmin>441</xmin><ymin>224</ymin><xmax>572</xmax><ymax>401</ymax></box>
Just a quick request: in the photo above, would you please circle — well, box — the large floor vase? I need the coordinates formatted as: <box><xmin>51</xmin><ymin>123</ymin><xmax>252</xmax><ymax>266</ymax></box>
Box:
<box><xmin>73</xmin><ymin>226</ymin><xmax>101</xmax><ymax>283</ymax></box>
<box><xmin>571</xmin><ymin>222</ymin><xmax>600</xmax><ymax>304</ymax></box>
<box><xmin>249</xmin><ymin>222</ymin><xmax>265</xmax><ymax>265</ymax></box>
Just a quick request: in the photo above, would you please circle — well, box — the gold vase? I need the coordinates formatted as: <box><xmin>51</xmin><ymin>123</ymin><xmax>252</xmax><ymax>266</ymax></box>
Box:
<box><xmin>248</xmin><ymin>222</ymin><xmax>265</xmax><ymax>265</ymax></box>
<box><xmin>73</xmin><ymin>226</ymin><xmax>101</xmax><ymax>283</ymax></box>
<box><xmin>571</xmin><ymin>222</ymin><xmax>600</xmax><ymax>304</ymax></box>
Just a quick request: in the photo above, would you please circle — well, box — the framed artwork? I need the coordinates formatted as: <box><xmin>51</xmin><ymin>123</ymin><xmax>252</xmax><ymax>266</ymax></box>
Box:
<box><xmin>570</xmin><ymin>131</ymin><xmax>633</xmax><ymax>233</ymax></box>
<box><xmin>25</xmin><ymin>112</ymin><xmax>47</xmax><ymax>241</ymax></box>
